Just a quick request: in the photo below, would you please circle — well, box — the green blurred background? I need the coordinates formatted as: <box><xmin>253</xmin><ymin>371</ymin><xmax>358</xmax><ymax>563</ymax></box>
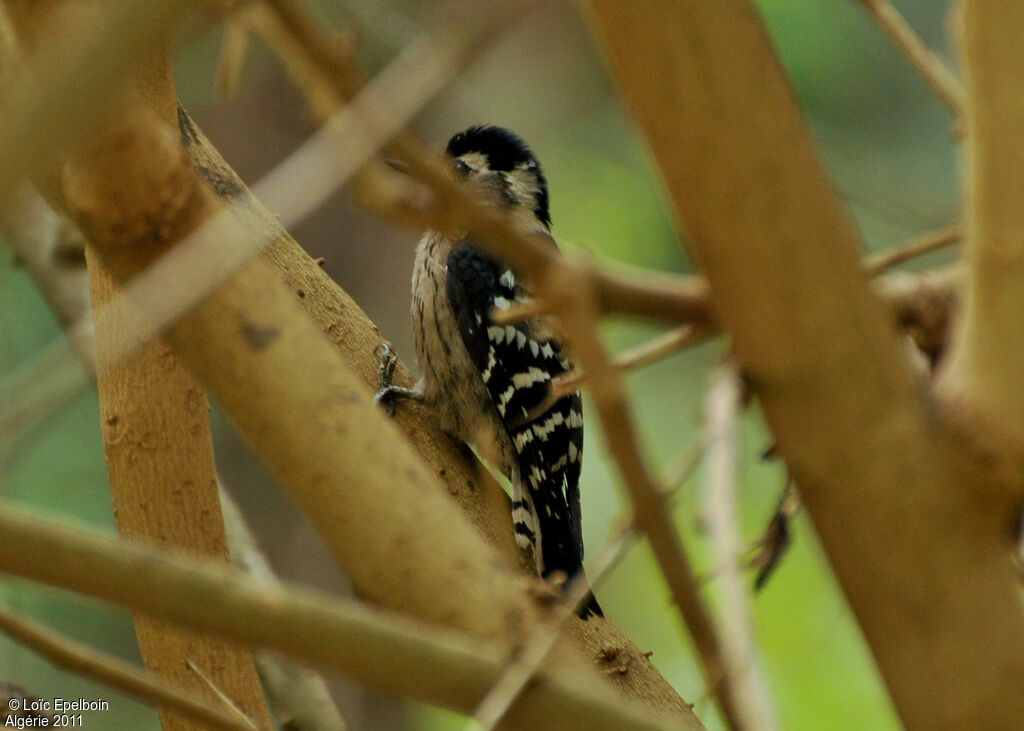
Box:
<box><xmin>0</xmin><ymin>1</ymin><xmax>960</xmax><ymax>728</ymax></box>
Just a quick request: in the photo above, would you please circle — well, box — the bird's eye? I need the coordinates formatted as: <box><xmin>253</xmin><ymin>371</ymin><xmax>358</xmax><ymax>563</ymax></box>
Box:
<box><xmin>454</xmin><ymin>159</ymin><xmax>471</xmax><ymax>176</ymax></box>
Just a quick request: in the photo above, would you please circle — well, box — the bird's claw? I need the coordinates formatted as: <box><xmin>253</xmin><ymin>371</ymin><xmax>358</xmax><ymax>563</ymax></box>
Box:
<box><xmin>374</xmin><ymin>343</ymin><xmax>402</xmax><ymax>416</ymax></box>
<box><xmin>376</xmin><ymin>343</ymin><xmax>399</xmax><ymax>386</ymax></box>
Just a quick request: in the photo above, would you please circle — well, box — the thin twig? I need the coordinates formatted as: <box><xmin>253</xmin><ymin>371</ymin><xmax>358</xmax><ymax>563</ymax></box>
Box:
<box><xmin>0</xmin><ymin>602</ymin><xmax>257</xmax><ymax>731</ymax></box>
<box><xmin>219</xmin><ymin>488</ymin><xmax>351</xmax><ymax>731</ymax></box>
<box><xmin>186</xmin><ymin>661</ymin><xmax>258</xmax><ymax>729</ymax></box>
<box><xmin>238</xmin><ymin>4</ymin><xmax>354</xmax><ymax>122</ymax></box>
<box><xmin>257</xmin><ymin>0</ymin><xmax>715</xmax><ymax>326</ymax></box>
<box><xmin>864</xmin><ymin>222</ymin><xmax>962</xmax><ymax>275</ymax></box>
<box><xmin>556</xmin><ymin>325</ymin><xmax>710</xmax><ymax>395</ymax></box>
<box><xmin>855</xmin><ymin>0</ymin><xmax>966</xmax><ymax>119</ymax></box>
<box><xmin>215</xmin><ymin>19</ymin><xmax>250</xmax><ymax>99</ymax></box>
<box><xmin>3</xmin><ymin>15</ymin><xmax>474</xmax><ymax>393</ymax></box>
<box><xmin>748</xmin><ymin>482</ymin><xmax>800</xmax><ymax>592</ymax></box>
<box><xmin>0</xmin><ymin>500</ymin><xmax>676</xmax><ymax>731</ymax></box>
<box><xmin>520</xmin><ymin>325</ymin><xmax>710</xmax><ymax>423</ymax></box>
<box><xmin>471</xmin><ymin>528</ymin><xmax>637</xmax><ymax>730</ymax></box>
<box><xmin>703</xmin><ymin>364</ymin><xmax>779</xmax><ymax>731</ymax></box>
<box><xmin>664</xmin><ymin>438</ymin><xmax>711</xmax><ymax>497</ymax></box>
<box><xmin>2</xmin><ymin>196</ymin><xmax>351</xmax><ymax>731</ymax></box>
<box><xmin>0</xmin><ymin>0</ymin><xmax>185</xmax><ymax>203</ymax></box>
<box><xmin>261</xmin><ymin>0</ymin><xmax>363</xmax><ymax>97</ymax></box>
<box><xmin>490</xmin><ymin>299</ymin><xmax>543</xmax><ymax>325</ymax></box>
<box><xmin>483</xmin><ymin>419</ymin><xmax>714</xmax><ymax>728</ymax></box>
<box><xmin>544</xmin><ymin>260</ymin><xmax>747</xmax><ymax>731</ymax></box>
<box><xmin>617</xmin><ymin>325</ymin><xmax>709</xmax><ymax>370</ymax></box>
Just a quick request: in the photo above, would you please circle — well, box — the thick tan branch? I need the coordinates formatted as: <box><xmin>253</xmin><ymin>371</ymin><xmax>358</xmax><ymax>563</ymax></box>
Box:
<box><xmin>0</xmin><ymin>602</ymin><xmax>255</xmax><ymax>731</ymax></box>
<box><xmin>940</xmin><ymin>3</ymin><xmax>1024</xmax><ymax>444</ymax></box>
<box><xmin>541</xmin><ymin>261</ymin><xmax>740</xmax><ymax>729</ymax></box>
<box><xmin>88</xmin><ymin>247</ymin><xmax>273</xmax><ymax>731</ymax></box>
<box><xmin>218</xmin><ymin>490</ymin><xmax>350</xmax><ymax>731</ymax></box>
<box><xmin>13</xmin><ymin>6</ymin><xmax>272</xmax><ymax>726</ymax></box>
<box><xmin>26</xmin><ymin>15</ymin><xmax>697</xmax><ymax>728</ymax></box>
<box><xmin>0</xmin><ymin>0</ymin><xmax>184</xmax><ymax>202</ymax></box>
<box><xmin>180</xmin><ymin>19</ymin><xmax>700</xmax><ymax>722</ymax></box>
<box><xmin>0</xmin><ymin>501</ymin><xmax>675</xmax><ymax>731</ymax></box>
<box><xmin>586</xmin><ymin>1</ymin><xmax>1024</xmax><ymax>727</ymax></box>
<box><xmin>0</xmin><ymin>180</ymin><xmax>347</xmax><ymax>731</ymax></box>
<box><xmin>0</xmin><ymin>10</ymin><xmax>694</xmax><ymax>712</ymax></box>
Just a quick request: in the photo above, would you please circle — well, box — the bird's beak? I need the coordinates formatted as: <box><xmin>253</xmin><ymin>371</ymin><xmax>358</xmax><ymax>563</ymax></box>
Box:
<box><xmin>384</xmin><ymin>158</ymin><xmax>411</xmax><ymax>174</ymax></box>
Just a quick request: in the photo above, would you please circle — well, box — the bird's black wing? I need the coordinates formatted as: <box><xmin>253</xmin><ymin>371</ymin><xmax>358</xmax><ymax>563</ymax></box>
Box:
<box><xmin>446</xmin><ymin>243</ymin><xmax>591</xmax><ymax>586</ymax></box>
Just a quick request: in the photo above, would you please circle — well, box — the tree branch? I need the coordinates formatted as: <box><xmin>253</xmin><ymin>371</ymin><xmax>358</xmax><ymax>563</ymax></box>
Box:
<box><xmin>542</xmin><ymin>260</ymin><xmax>741</xmax><ymax>729</ymax></box>
<box><xmin>940</xmin><ymin>3</ymin><xmax>1024</xmax><ymax>444</ymax></box>
<box><xmin>541</xmin><ymin>325</ymin><xmax>709</xmax><ymax>412</ymax></box>
<box><xmin>586</xmin><ymin>0</ymin><xmax>1024</xmax><ymax>727</ymax></box>
<box><xmin>87</xmin><ymin>246</ymin><xmax>273</xmax><ymax>730</ymax></box>
<box><xmin>472</xmin><ymin>525</ymin><xmax>638</xmax><ymax>730</ymax></box>
<box><xmin>8</xmin><ymin>2</ymin><xmax>698</xmax><ymax>725</ymax></box>
<box><xmin>863</xmin><ymin>222</ymin><xmax>961</xmax><ymax>275</ymax></box>
<box><xmin>0</xmin><ymin>178</ymin><xmax>349</xmax><ymax>731</ymax></box>
<box><xmin>219</xmin><ymin>489</ymin><xmax>350</xmax><ymax>731</ymax></box>
<box><xmin>0</xmin><ymin>0</ymin><xmax>184</xmax><ymax>202</ymax></box>
<box><xmin>0</xmin><ymin>601</ymin><xmax>256</xmax><ymax>731</ymax></box>
<box><xmin>0</xmin><ymin>500</ymin><xmax>677</xmax><ymax>731</ymax></box>
<box><xmin>854</xmin><ymin>0</ymin><xmax>966</xmax><ymax>119</ymax></box>
<box><xmin>703</xmin><ymin>364</ymin><xmax>779</xmax><ymax>731</ymax></box>
<box><xmin>6</xmin><ymin>6</ymin><xmax>273</xmax><ymax>725</ymax></box>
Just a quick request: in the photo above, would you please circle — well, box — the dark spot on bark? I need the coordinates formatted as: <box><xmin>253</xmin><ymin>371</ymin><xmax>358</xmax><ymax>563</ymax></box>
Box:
<box><xmin>53</xmin><ymin>243</ymin><xmax>86</xmax><ymax>268</ymax></box>
<box><xmin>198</xmin><ymin>165</ymin><xmax>244</xmax><ymax>199</ymax></box>
<box><xmin>297</xmin><ymin>290</ymin><xmax>305</xmax><ymax>298</ymax></box>
<box><xmin>240</xmin><ymin>318</ymin><xmax>280</xmax><ymax>351</ymax></box>
<box><xmin>177</xmin><ymin>104</ymin><xmax>199</xmax><ymax>145</ymax></box>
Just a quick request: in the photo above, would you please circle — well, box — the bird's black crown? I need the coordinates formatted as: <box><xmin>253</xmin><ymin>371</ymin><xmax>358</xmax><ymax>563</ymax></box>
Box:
<box><xmin>445</xmin><ymin>125</ymin><xmax>550</xmax><ymax>227</ymax></box>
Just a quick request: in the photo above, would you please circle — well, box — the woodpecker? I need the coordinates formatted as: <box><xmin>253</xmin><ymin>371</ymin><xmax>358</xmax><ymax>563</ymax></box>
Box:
<box><xmin>376</xmin><ymin>125</ymin><xmax>601</xmax><ymax>617</ymax></box>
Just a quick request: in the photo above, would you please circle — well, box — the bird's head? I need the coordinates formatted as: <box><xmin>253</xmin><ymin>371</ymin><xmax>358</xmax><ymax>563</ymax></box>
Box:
<box><xmin>445</xmin><ymin>125</ymin><xmax>551</xmax><ymax>232</ymax></box>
